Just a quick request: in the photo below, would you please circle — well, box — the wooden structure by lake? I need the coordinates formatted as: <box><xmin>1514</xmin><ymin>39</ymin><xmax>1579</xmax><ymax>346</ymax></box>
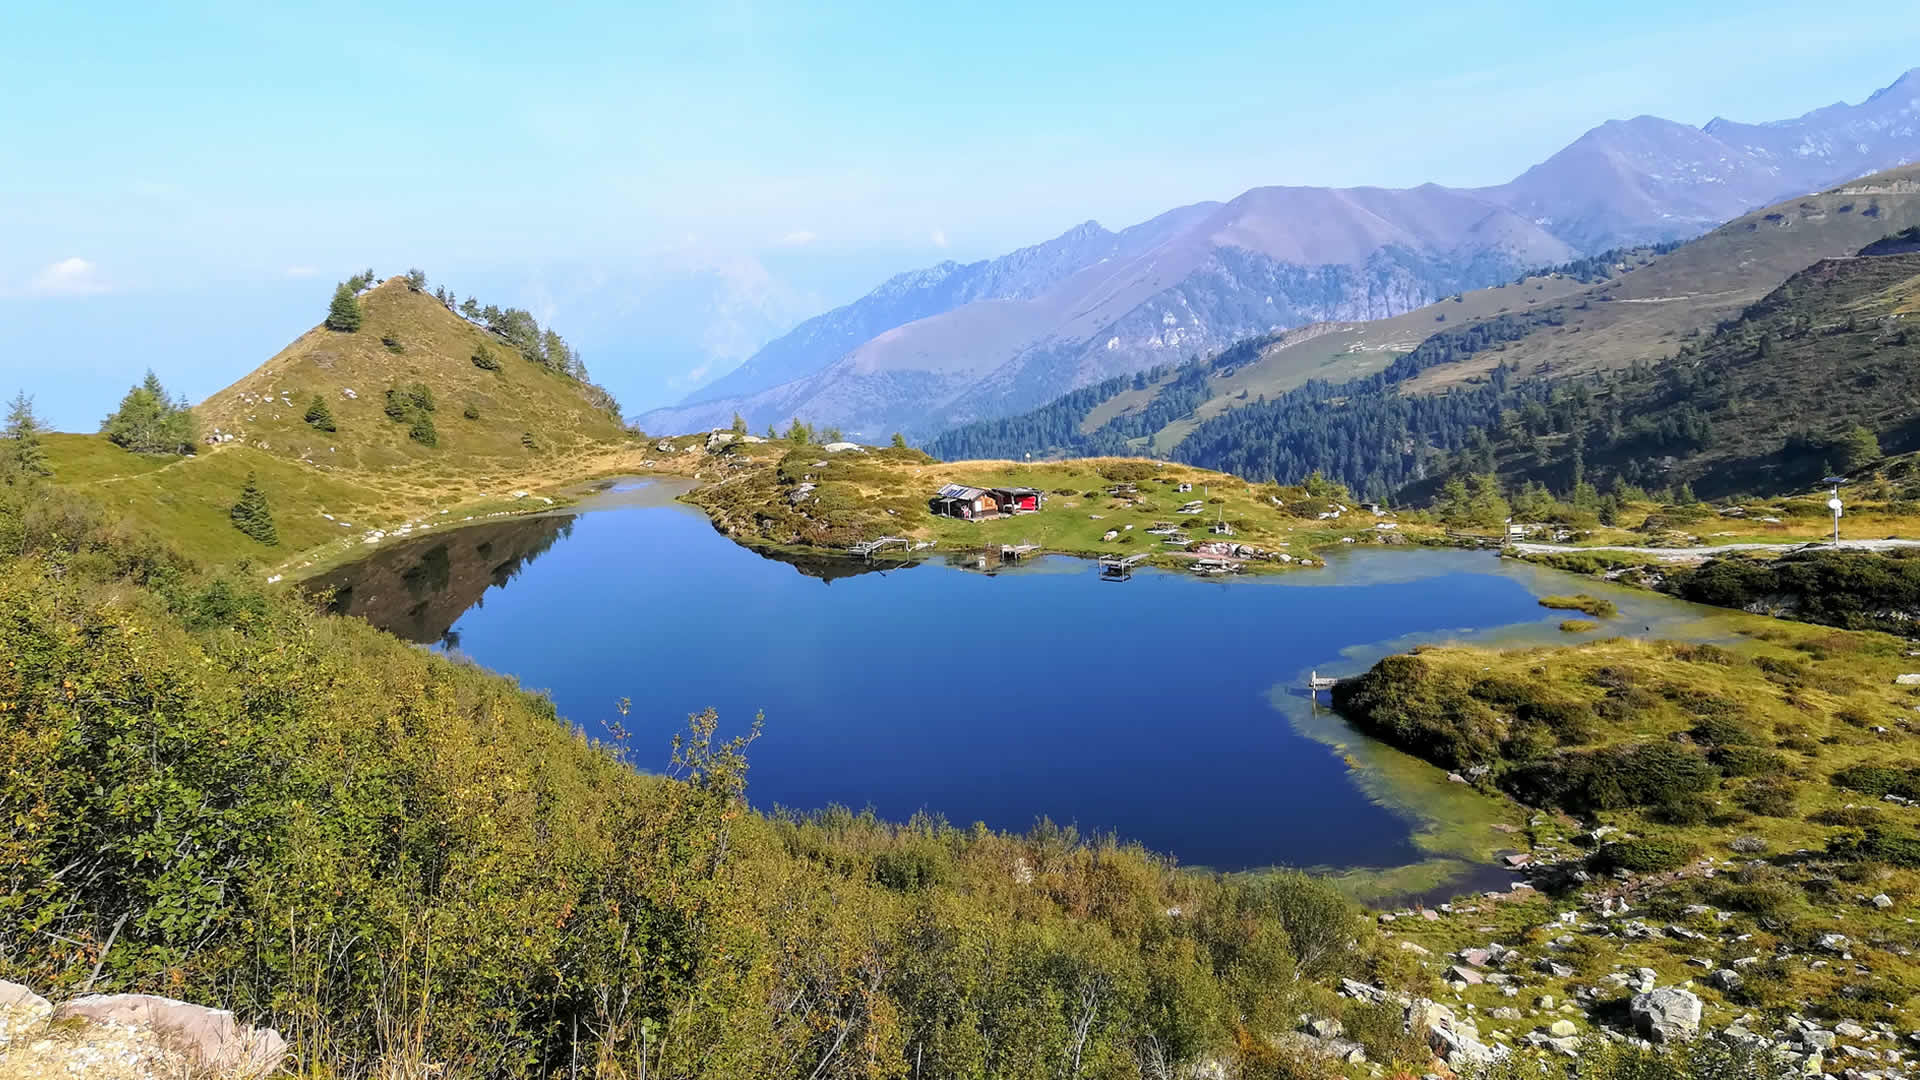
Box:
<box><xmin>928</xmin><ymin>484</ymin><xmax>1044</xmax><ymax>520</ymax></box>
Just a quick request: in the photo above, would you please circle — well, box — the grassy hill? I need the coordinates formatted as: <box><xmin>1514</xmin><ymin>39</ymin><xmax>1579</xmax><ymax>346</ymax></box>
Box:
<box><xmin>1423</xmin><ymin>247</ymin><xmax>1920</xmax><ymax>500</ymax></box>
<box><xmin>1399</xmin><ymin>164</ymin><xmax>1920</xmax><ymax>394</ymax></box>
<box><xmin>46</xmin><ymin>278</ymin><xmax>641</xmax><ymax>572</ymax></box>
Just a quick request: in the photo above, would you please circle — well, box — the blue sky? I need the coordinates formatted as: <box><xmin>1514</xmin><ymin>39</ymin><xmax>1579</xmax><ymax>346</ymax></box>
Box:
<box><xmin>5</xmin><ymin>0</ymin><xmax>1918</xmax><ymax>428</ymax></box>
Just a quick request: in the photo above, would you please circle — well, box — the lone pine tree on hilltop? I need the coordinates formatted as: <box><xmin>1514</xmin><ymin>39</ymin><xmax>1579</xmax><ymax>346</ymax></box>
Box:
<box><xmin>229</xmin><ymin>473</ymin><xmax>279</xmax><ymax>546</ymax></box>
<box><xmin>325</xmin><ymin>282</ymin><xmax>362</xmax><ymax>332</ymax></box>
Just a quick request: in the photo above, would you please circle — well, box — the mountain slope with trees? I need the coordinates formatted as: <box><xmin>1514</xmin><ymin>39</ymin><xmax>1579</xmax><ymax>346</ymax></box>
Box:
<box><xmin>928</xmin><ymin>166</ymin><xmax>1920</xmax><ymax>503</ymax></box>
<box><xmin>642</xmin><ymin>69</ymin><xmax>1920</xmax><ymax>442</ymax></box>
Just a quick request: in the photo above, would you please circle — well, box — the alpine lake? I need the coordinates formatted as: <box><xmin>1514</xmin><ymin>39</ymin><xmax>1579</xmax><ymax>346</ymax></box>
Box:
<box><xmin>309</xmin><ymin>477</ymin><xmax>1741</xmax><ymax>903</ymax></box>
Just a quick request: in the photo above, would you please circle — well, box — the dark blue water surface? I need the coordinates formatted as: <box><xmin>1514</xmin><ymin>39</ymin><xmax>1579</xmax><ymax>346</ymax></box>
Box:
<box><xmin>314</xmin><ymin>483</ymin><xmax>1564</xmax><ymax>872</ymax></box>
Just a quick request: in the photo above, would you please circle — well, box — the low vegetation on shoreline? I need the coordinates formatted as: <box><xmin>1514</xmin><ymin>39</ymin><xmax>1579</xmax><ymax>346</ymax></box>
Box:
<box><xmin>1331</xmin><ymin>624</ymin><xmax>1920</xmax><ymax>1047</ymax></box>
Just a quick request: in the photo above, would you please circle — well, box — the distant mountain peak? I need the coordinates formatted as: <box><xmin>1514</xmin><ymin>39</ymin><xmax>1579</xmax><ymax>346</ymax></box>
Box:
<box><xmin>639</xmin><ymin>67</ymin><xmax>1920</xmax><ymax>442</ymax></box>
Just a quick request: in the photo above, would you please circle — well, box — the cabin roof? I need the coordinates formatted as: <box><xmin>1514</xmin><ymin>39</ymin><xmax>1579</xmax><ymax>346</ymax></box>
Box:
<box><xmin>990</xmin><ymin>486</ymin><xmax>1040</xmax><ymax>497</ymax></box>
<box><xmin>935</xmin><ymin>484</ymin><xmax>989</xmax><ymax>500</ymax></box>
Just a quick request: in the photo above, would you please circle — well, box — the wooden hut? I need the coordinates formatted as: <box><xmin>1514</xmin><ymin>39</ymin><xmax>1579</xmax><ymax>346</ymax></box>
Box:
<box><xmin>929</xmin><ymin>484</ymin><xmax>1000</xmax><ymax>520</ymax></box>
<box><xmin>988</xmin><ymin>486</ymin><xmax>1042</xmax><ymax>514</ymax></box>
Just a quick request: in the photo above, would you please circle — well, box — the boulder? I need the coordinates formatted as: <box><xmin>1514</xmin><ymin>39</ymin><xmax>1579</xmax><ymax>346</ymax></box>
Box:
<box><xmin>1871</xmin><ymin>893</ymin><xmax>1894</xmax><ymax>909</ymax></box>
<box><xmin>53</xmin><ymin>994</ymin><xmax>287</xmax><ymax>1078</ymax></box>
<box><xmin>1816</xmin><ymin>933</ymin><xmax>1851</xmax><ymax>955</ymax></box>
<box><xmin>0</xmin><ymin>980</ymin><xmax>48</xmax><ymax>1015</ymax></box>
<box><xmin>1629</xmin><ymin>987</ymin><xmax>1702</xmax><ymax>1044</ymax></box>
<box><xmin>1306</xmin><ymin>1017</ymin><xmax>1343</xmax><ymax>1039</ymax></box>
<box><xmin>1894</xmin><ymin>674</ymin><xmax>1920</xmax><ymax>686</ymax></box>
<box><xmin>1548</xmin><ymin>1019</ymin><xmax>1578</xmax><ymax>1038</ymax></box>
<box><xmin>1710</xmin><ymin>969</ymin><xmax>1743</xmax><ymax>992</ymax></box>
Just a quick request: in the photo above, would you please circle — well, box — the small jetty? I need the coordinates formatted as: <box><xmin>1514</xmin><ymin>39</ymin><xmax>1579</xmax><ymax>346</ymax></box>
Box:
<box><xmin>999</xmin><ymin>542</ymin><xmax>1040</xmax><ymax>561</ymax></box>
<box><xmin>1099</xmin><ymin>552</ymin><xmax>1150</xmax><ymax>581</ymax></box>
<box><xmin>848</xmin><ymin>536</ymin><xmax>917</xmax><ymax>558</ymax></box>
<box><xmin>1306</xmin><ymin>671</ymin><xmax>1338</xmax><ymax>695</ymax></box>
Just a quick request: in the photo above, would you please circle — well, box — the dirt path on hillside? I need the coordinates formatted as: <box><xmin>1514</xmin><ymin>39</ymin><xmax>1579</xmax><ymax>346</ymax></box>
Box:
<box><xmin>1510</xmin><ymin>538</ymin><xmax>1920</xmax><ymax>562</ymax></box>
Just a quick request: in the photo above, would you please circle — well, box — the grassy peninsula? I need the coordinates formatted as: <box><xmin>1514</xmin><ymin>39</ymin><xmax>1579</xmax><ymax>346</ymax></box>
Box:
<box><xmin>1330</xmin><ymin>619</ymin><xmax>1920</xmax><ymax>1064</ymax></box>
<box><xmin>684</xmin><ymin>435</ymin><xmax>1442</xmax><ymax>570</ymax></box>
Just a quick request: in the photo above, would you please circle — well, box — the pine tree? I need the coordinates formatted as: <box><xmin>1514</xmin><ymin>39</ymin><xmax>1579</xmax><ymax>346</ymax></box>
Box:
<box><xmin>3</xmin><ymin>391</ymin><xmax>50</xmax><ymax>478</ymax></box>
<box><xmin>326</xmin><ymin>282</ymin><xmax>363</xmax><ymax>332</ymax></box>
<box><xmin>304</xmin><ymin>395</ymin><xmax>337</xmax><ymax>432</ymax></box>
<box><xmin>891</xmin><ymin>432</ymin><xmax>908</xmax><ymax>449</ymax></box>
<box><xmin>404</xmin><ymin>268</ymin><xmax>427</xmax><ymax>291</ymax></box>
<box><xmin>461</xmin><ymin>297</ymin><xmax>480</xmax><ymax>320</ymax></box>
<box><xmin>229</xmin><ymin>473</ymin><xmax>279</xmax><ymax>545</ymax></box>
<box><xmin>101</xmin><ymin>371</ymin><xmax>196</xmax><ymax>454</ymax></box>
<box><xmin>730</xmin><ymin>413</ymin><xmax>747</xmax><ymax>434</ymax></box>
<box><xmin>1835</xmin><ymin>425</ymin><xmax>1883</xmax><ymax>471</ymax></box>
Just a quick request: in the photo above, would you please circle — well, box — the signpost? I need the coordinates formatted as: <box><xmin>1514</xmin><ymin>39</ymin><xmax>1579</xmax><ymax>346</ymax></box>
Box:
<box><xmin>1823</xmin><ymin>476</ymin><xmax>1847</xmax><ymax>546</ymax></box>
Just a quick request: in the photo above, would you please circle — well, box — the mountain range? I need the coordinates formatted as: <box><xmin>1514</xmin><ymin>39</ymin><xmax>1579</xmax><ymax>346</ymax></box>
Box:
<box><xmin>638</xmin><ymin>68</ymin><xmax>1920</xmax><ymax>442</ymax></box>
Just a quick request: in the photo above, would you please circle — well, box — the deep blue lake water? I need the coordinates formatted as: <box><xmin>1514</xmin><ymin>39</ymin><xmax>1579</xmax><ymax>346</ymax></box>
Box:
<box><xmin>311</xmin><ymin>481</ymin><xmax>1632</xmax><ymax>873</ymax></box>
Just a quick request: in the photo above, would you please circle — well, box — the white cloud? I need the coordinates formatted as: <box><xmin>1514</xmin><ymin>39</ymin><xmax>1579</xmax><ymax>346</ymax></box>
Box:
<box><xmin>283</xmin><ymin>265</ymin><xmax>320</xmax><ymax>278</ymax></box>
<box><xmin>930</xmin><ymin>229</ymin><xmax>949</xmax><ymax>249</ymax></box>
<box><xmin>673</xmin><ymin>361</ymin><xmax>716</xmax><ymax>388</ymax></box>
<box><xmin>776</xmin><ymin>230</ymin><xmax>817</xmax><ymax>247</ymax></box>
<box><xmin>28</xmin><ymin>257</ymin><xmax>107</xmax><ymax>297</ymax></box>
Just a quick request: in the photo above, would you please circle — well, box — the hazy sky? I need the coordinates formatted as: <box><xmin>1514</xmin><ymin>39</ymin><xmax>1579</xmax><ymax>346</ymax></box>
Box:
<box><xmin>5</xmin><ymin>0</ymin><xmax>1918</xmax><ymax>427</ymax></box>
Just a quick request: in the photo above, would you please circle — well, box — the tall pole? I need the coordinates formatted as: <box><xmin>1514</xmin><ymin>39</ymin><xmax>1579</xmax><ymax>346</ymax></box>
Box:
<box><xmin>1829</xmin><ymin>482</ymin><xmax>1844</xmax><ymax>546</ymax></box>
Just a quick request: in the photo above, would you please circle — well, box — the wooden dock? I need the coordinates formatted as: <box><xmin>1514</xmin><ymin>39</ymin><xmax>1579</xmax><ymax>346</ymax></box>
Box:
<box><xmin>1307</xmin><ymin>671</ymin><xmax>1338</xmax><ymax>692</ymax></box>
<box><xmin>848</xmin><ymin>536</ymin><xmax>915</xmax><ymax>558</ymax></box>
<box><xmin>1098</xmin><ymin>552</ymin><xmax>1150</xmax><ymax>580</ymax></box>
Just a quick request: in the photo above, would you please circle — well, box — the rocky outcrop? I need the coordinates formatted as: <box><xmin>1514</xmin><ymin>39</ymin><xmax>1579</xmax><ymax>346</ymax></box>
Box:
<box><xmin>0</xmin><ymin>982</ymin><xmax>285</xmax><ymax>1080</ymax></box>
<box><xmin>1631</xmin><ymin>986</ymin><xmax>1703</xmax><ymax>1044</ymax></box>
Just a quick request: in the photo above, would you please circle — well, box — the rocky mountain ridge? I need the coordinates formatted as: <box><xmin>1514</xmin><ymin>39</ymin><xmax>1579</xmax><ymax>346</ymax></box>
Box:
<box><xmin>637</xmin><ymin>68</ymin><xmax>1920</xmax><ymax>443</ymax></box>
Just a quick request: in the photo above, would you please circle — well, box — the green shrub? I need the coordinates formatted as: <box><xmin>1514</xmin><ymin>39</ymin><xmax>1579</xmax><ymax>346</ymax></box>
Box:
<box><xmin>1688</xmin><ymin>712</ymin><xmax>1760</xmax><ymax>745</ymax></box>
<box><xmin>1831</xmin><ymin>762</ymin><xmax>1920</xmax><ymax>800</ymax></box>
<box><xmin>1652</xmin><ymin>795</ymin><xmax>1712</xmax><ymax>825</ymax></box>
<box><xmin>1737</xmin><ymin>777</ymin><xmax>1798</xmax><ymax>817</ymax></box>
<box><xmin>1508</xmin><ymin>742</ymin><xmax>1719</xmax><ymax>812</ymax></box>
<box><xmin>462</xmin><ymin>403</ymin><xmax>480</xmax><ymax>420</ymax></box>
<box><xmin>1717</xmin><ymin>881</ymin><xmax>1795</xmax><ymax>916</ymax></box>
<box><xmin>1711</xmin><ymin>745</ymin><xmax>1786</xmax><ymax>777</ymax></box>
<box><xmin>1830</xmin><ymin>825</ymin><xmax>1920</xmax><ymax>867</ymax></box>
<box><xmin>471</xmin><ymin>347</ymin><xmax>501</xmax><ymax>371</ymax></box>
<box><xmin>1810</xmin><ymin>806</ymin><xmax>1883</xmax><ymax>827</ymax></box>
<box><xmin>1592</xmin><ymin>836</ymin><xmax>1698</xmax><ymax>874</ymax></box>
<box><xmin>521</xmin><ymin>432</ymin><xmax>538</xmax><ymax>451</ymax></box>
<box><xmin>381</xmin><ymin>334</ymin><xmax>405</xmax><ymax>354</ymax></box>
<box><xmin>408</xmin><ymin>414</ymin><xmax>438</xmax><ymax>448</ymax></box>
